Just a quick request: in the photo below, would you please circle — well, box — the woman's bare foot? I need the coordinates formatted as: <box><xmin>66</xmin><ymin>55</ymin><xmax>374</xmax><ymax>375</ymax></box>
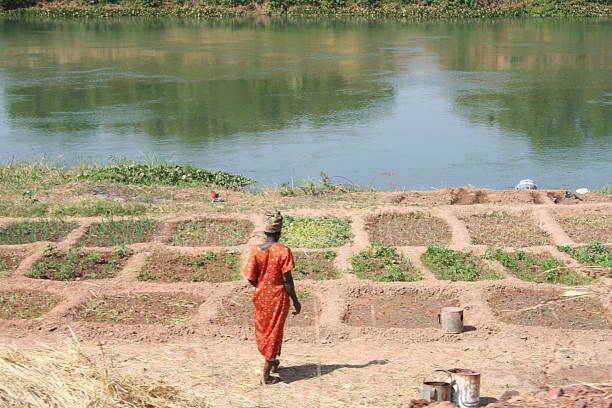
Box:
<box><xmin>271</xmin><ymin>359</ymin><xmax>280</xmax><ymax>373</ymax></box>
<box><xmin>261</xmin><ymin>375</ymin><xmax>281</xmax><ymax>385</ymax></box>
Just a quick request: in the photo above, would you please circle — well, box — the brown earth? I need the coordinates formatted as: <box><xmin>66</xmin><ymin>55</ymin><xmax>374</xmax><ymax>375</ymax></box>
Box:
<box><xmin>0</xmin><ymin>247</ymin><xmax>29</xmax><ymax>278</ymax></box>
<box><xmin>139</xmin><ymin>250</ymin><xmax>240</xmax><ymax>282</ymax></box>
<box><xmin>0</xmin><ymin>290</ymin><xmax>60</xmax><ymax>319</ymax></box>
<box><xmin>555</xmin><ymin>214</ymin><xmax>612</xmax><ymax>244</ymax></box>
<box><xmin>0</xmin><ymin>193</ymin><xmax>611</xmax><ymax>407</ymax></box>
<box><xmin>365</xmin><ymin>212</ymin><xmax>452</xmax><ymax>246</ymax></box>
<box><xmin>293</xmin><ymin>251</ymin><xmax>339</xmax><ymax>280</ymax></box>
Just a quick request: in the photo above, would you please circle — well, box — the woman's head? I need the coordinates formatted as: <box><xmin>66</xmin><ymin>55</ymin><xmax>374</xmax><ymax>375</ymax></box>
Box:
<box><xmin>263</xmin><ymin>211</ymin><xmax>283</xmax><ymax>241</ymax></box>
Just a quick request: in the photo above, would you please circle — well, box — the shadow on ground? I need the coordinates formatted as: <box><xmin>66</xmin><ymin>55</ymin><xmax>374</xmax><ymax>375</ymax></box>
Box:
<box><xmin>279</xmin><ymin>359</ymin><xmax>388</xmax><ymax>383</ymax></box>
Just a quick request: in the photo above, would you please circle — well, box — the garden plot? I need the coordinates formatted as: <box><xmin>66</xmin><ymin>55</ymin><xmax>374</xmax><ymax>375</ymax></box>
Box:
<box><xmin>139</xmin><ymin>251</ymin><xmax>241</xmax><ymax>283</ymax></box>
<box><xmin>0</xmin><ymin>290</ymin><xmax>60</xmax><ymax>320</ymax></box>
<box><xmin>78</xmin><ymin>218</ymin><xmax>158</xmax><ymax>246</ymax></box>
<box><xmin>365</xmin><ymin>212</ymin><xmax>451</xmax><ymax>246</ymax></box>
<box><xmin>558</xmin><ymin>241</ymin><xmax>611</xmax><ymax>279</ymax></box>
<box><xmin>555</xmin><ymin>214</ymin><xmax>612</xmax><ymax>243</ymax></box>
<box><xmin>74</xmin><ymin>293</ymin><xmax>202</xmax><ymax>325</ymax></box>
<box><xmin>0</xmin><ymin>248</ymin><xmax>26</xmax><ymax>278</ymax></box>
<box><xmin>343</xmin><ymin>289</ymin><xmax>460</xmax><ymax>328</ymax></box>
<box><xmin>29</xmin><ymin>246</ymin><xmax>132</xmax><ymax>281</ymax></box>
<box><xmin>422</xmin><ymin>246</ymin><xmax>502</xmax><ymax>281</ymax></box>
<box><xmin>459</xmin><ymin>211</ymin><xmax>550</xmax><ymax>247</ymax></box>
<box><xmin>281</xmin><ymin>216</ymin><xmax>353</xmax><ymax>248</ymax></box>
<box><xmin>0</xmin><ymin>219</ymin><xmax>78</xmax><ymax>245</ymax></box>
<box><xmin>482</xmin><ymin>248</ymin><xmax>592</xmax><ymax>285</ymax></box>
<box><xmin>488</xmin><ymin>289</ymin><xmax>612</xmax><ymax>330</ymax></box>
<box><xmin>214</xmin><ymin>289</ymin><xmax>318</xmax><ymax>327</ymax></box>
<box><xmin>170</xmin><ymin>219</ymin><xmax>253</xmax><ymax>247</ymax></box>
<box><xmin>293</xmin><ymin>251</ymin><xmax>338</xmax><ymax>280</ymax></box>
<box><xmin>350</xmin><ymin>244</ymin><xmax>421</xmax><ymax>282</ymax></box>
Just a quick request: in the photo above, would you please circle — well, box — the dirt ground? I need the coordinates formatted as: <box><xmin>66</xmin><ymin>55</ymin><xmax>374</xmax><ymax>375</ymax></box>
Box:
<box><xmin>0</xmin><ymin>189</ymin><xmax>611</xmax><ymax>407</ymax></box>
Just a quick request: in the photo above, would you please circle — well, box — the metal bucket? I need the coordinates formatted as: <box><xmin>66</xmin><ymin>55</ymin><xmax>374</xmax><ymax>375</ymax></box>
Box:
<box><xmin>445</xmin><ymin>368</ymin><xmax>480</xmax><ymax>408</ymax></box>
<box><xmin>422</xmin><ymin>381</ymin><xmax>453</xmax><ymax>402</ymax></box>
<box><xmin>438</xmin><ymin>307</ymin><xmax>464</xmax><ymax>334</ymax></box>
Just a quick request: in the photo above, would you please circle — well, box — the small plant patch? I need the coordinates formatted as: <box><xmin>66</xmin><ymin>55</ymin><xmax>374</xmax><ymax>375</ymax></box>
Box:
<box><xmin>559</xmin><ymin>241</ymin><xmax>611</xmax><ymax>278</ymax></box>
<box><xmin>74</xmin><ymin>293</ymin><xmax>202</xmax><ymax>325</ymax></box>
<box><xmin>78</xmin><ymin>218</ymin><xmax>158</xmax><ymax>246</ymax></box>
<box><xmin>350</xmin><ymin>243</ymin><xmax>421</xmax><ymax>282</ymax></box>
<box><xmin>0</xmin><ymin>290</ymin><xmax>59</xmax><ymax>319</ymax></box>
<box><xmin>365</xmin><ymin>212</ymin><xmax>451</xmax><ymax>246</ymax></box>
<box><xmin>0</xmin><ymin>249</ymin><xmax>25</xmax><ymax>278</ymax></box>
<box><xmin>488</xmin><ymin>289</ymin><xmax>611</xmax><ymax>330</ymax></box>
<box><xmin>0</xmin><ymin>219</ymin><xmax>77</xmax><ymax>245</ymax></box>
<box><xmin>343</xmin><ymin>290</ymin><xmax>460</xmax><ymax>328</ymax></box>
<box><xmin>556</xmin><ymin>215</ymin><xmax>612</xmax><ymax>243</ymax></box>
<box><xmin>52</xmin><ymin>200</ymin><xmax>148</xmax><ymax>217</ymax></box>
<box><xmin>293</xmin><ymin>251</ymin><xmax>338</xmax><ymax>280</ymax></box>
<box><xmin>170</xmin><ymin>219</ymin><xmax>253</xmax><ymax>247</ymax></box>
<box><xmin>214</xmin><ymin>290</ymin><xmax>317</xmax><ymax>327</ymax></box>
<box><xmin>282</xmin><ymin>216</ymin><xmax>353</xmax><ymax>248</ymax></box>
<box><xmin>422</xmin><ymin>245</ymin><xmax>502</xmax><ymax>281</ymax></box>
<box><xmin>139</xmin><ymin>251</ymin><xmax>241</xmax><ymax>282</ymax></box>
<box><xmin>459</xmin><ymin>211</ymin><xmax>550</xmax><ymax>247</ymax></box>
<box><xmin>29</xmin><ymin>246</ymin><xmax>133</xmax><ymax>281</ymax></box>
<box><xmin>482</xmin><ymin>247</ymin><xmax>592</xmax><ymax>285</ymax></box>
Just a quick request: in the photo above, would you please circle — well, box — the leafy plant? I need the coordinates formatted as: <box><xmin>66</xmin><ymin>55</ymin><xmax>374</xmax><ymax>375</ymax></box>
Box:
<box><xmin>423</xmin><ymin>245</ymin><xmax>500</xmax><ymax>281</ymax></box>
<box><xmin>282</xmin><ymin>216</ymin><xmax>353</xmax><ymax>248</ymax></box>
<box><xmin>293</xmin><ymin>251</ymin><xmax>338</xmax><ymax>280</ymax></box>
<box><xmin>0</xmin><ymin>291</ymin><xmax>59</xmax><ymax>319</ymax></box>
<box><xmin>351</xmin><ymin>243</ymin><xmax>421</xmax><ymax>282</ymax></box>
<box><xmin>559</xmin><ymin>241</ymin><xmax>612</xmax><ymax>273</ymax></box>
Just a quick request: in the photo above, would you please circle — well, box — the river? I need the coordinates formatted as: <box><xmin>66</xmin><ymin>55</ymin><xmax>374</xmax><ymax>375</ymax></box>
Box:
<box><xmin>0</xmin><ymin>17</ymin><xmax>610</xmax><ymax>189</ymax></box>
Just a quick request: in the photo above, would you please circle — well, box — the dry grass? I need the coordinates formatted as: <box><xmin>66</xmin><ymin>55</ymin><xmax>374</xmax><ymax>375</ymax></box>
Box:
<box><xmin>0</xmin><ymin>338</ymin><xmax>208</xmax><ymax>408</ymax></box>
<box><xmin>460</xmin><ymin>211</ymin><xmax>550</xmax><ymax>247</ymax></box>
<box><xmin>556</xmin><ymin>215</ymin><xmax>612</xmax><ymax>243</ymax></box>
<box><xmin>365</xmin><ymin>212</ymin><xmax>451</xmax><ymax>246</ymax></box>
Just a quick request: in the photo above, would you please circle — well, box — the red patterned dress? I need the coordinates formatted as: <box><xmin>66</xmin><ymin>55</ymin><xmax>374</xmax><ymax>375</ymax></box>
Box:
<box><xmin>243</xmin><ymin>242</ymin><xmax>295</xmax><ymax>360</ymax></box>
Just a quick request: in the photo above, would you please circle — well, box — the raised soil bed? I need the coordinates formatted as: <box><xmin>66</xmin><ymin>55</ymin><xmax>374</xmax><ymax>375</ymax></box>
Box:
<box><xmin>281</xmin><ymin>216</ymin><xmax>353</xmax><ymax>248</ymax></box>
<box><xmin>487</xmin><ymin>288</ymin><xmax>611</xmax><ymax>330</ymax></box>
<box><xmin>0</xmin><ymin>219</ymin><xmax>78</xmax><ymax>245</ymax></box>
<box><xmin>78</xmin><ymin>218</ymin><xmax>158</xmax><ymax>246</ymax></box>
<box><xmin>556</xmin><ymin>215</ymin><xmax>612</xmax><ymax>244</ymax></box>
<box><xmin>293</xmin><ymin>251</ymin><xmax>338</xmax><ymax>280</ymax></box>
<box><xmin>170</xmin><ymin>219</ymin><xmax>253</xmax><ymax>247</ymax></box>
<box><xmin>29</xmin><ymin>246</ymin><xmax>132</xmax><ymax>281</ymax></box>
<box><xmin>214</xmin><ymin>289</ymin><xmax>317</xmax><ymax>327</ymax></box>
<box><xmin>74</xmin><ymin>292</ymin><xmax>202</xmax><ymax>325</ymax></box>
<box><xmin>0</xmin><ymin>290</ymin><xmax>60</xmax><ymax>319</ymax></box>
<box><xmin>0</xmin><ymin>248</ymin><xmax>26</xmax><ymax>278</ymax></box>
<box><xmin>343</xmin><ymin>290</ymin><xmax>460</xmax><ymax>328</ymax></box>
<box><xmin>365</xmin><ymin>212</ymin><xmax>451</xmax><ymax>246</ymax></box>
<box><xmin>459</xmin><ymin>211</ymin><xmax>550</xmax><ymax>247</ymax></box>
<box><xmin>351</xmin><ymin>244</ymin><xmax>421</xmax><ymax>282</ymax></box>
<box><xmin>139</xmin><ymin>251</ymin><xmax>241</xmax><ymax>282</ymax></box>
<box><xmin>422</xmin><ymin>246</ymin><xmax>502</xmax><ymax>281</ymax></box>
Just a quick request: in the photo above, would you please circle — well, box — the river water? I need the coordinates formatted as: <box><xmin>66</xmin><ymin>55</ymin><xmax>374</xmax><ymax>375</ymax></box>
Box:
<box><xmin>0</xmin><ymin>17</ymin><xmax>610</xmax><ymax>189</ymax></box>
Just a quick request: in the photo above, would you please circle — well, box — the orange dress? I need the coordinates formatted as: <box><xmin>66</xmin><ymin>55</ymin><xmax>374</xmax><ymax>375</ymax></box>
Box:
<box><xmin>243</xmin><ymin>242</ymin><xmax>295</xmax><ymax>360</ymax></box>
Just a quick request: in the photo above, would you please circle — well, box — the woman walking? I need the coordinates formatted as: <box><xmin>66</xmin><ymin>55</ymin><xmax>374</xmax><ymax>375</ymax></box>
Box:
<box><xmin>243</xmin><ymin>211</ymin><xmax>301</xmax><ymax>385</ymax></box>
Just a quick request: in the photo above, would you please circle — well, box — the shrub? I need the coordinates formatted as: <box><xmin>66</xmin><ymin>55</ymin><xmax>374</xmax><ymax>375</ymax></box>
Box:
<box><xmin>422</xmin><ymin>245</ymin><xmax>501</xmax><ymax>281</ymax></box>
<box><xmin>0</xmin><ymin>0</ymin><xmax>35</xmax><ymax>10</ymax></box>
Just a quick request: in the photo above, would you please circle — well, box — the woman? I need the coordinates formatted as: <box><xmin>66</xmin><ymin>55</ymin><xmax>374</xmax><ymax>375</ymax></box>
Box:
<box><xmin>243</xmin><ymin>211</ymin><xmax>301</xmax><ymax>385</ymax></box>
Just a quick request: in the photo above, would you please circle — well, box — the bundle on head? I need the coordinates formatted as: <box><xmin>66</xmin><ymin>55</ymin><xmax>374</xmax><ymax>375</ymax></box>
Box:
<box><xmin>263</xmin><ymin>211</ymin><xmax>283</xmax><ymax>234</ymax></box>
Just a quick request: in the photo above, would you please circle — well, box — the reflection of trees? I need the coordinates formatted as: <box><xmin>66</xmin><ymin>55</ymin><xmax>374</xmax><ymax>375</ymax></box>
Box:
<box><xmin>1</xmin><ymin>18</ymin><xmax>395</xmax><ymax>141</ymax></box>
<box><xmin>433</xmin><ymin>20</ymin><xmax>611</xmax><ymax>148</ymax></box>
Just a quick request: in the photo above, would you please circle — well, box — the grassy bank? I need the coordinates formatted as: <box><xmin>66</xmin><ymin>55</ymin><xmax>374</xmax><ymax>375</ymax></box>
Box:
<box><xmin>1</xmin><ymin>0</ymin><xmax>610</xmax><ymax>18</ymax></box>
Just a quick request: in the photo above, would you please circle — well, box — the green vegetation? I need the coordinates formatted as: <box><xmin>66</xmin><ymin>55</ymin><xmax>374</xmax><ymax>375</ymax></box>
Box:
<box><xmin>483</xmin><ymin>247</ymin><xmax>592</xmax><ymax>285</ymax></box>
<box><xmin>593</xmin><ymin>183</ymin><xmax>612</xmax><ymax>194</ymax></box>
<box><xmin>422</xmin><ymin>245</ymin><xmax>502</xmax><ymax>281</ymax></box>
<box><xmin>0</xmin><ymin>291</ymin><xmax>59</xmax><ymax>319</ymax></box>
<box><xmin>351</xmin><ymin>243</ymin><xmax>421</xmax><ymax>282</ymax></box>
<box><xmin>79</xmin><ymin>218</ymin><xmax>157</xmax><ymax>246</ymax></box>
<box><xmin>170</xmin><ymin>219</ymin><xmax>253</xmax><ymax>247</ymax></box>
<box><xmin>293</xmin><ymin>251</ymin><xmax>338</xmax><ymax>280</ymax></box>
<box><xmin>139</xmin><ymin>251</ymin><xmax>242</xmax><ymax>282</ymax></box>
<box><xmin>52</xmin><ymin>200</ymin><xmax>148</xmax><ymax>217</ymax></box>
<box><xmin>75</xmin><ymin>160</ymin><xmax>254</xmax><ymax>190</ymax></box>
<box><xmin>0</xmin><ymin>200</ymin><xmax>50</xmax><ymax>217</ymax></box>
<box><xmin>0</xmin><ymin>219</ymin><xmax>78</xmax><ymax>245</ymax></box>
<box><xmin>559</xmin><ymin>241</ymin><xmax>612</xmax><ymax>272</ymax></box>
<box><xmin>282</xmin><ymin>216</ymin><xmax>353</xmax><ymax>248</ymax></box>
<box><xmin>30</xmin><ymin>245</ymin><xmax>132</xmax><ymax>281</ymax></box>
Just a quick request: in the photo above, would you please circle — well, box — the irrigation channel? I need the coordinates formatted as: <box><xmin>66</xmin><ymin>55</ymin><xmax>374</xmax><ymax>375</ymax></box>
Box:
<box><xmin>1</xmin><ymin>17</ymin><xmax>611</xmax><ymax>189</ymax></box>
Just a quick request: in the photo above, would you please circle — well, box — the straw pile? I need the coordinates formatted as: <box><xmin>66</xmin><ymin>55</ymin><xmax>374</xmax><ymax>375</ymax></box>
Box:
<box><xmin>0</xmin><ymin>340</ymin><xmax>208</xmax><ymax>408</ymax></box>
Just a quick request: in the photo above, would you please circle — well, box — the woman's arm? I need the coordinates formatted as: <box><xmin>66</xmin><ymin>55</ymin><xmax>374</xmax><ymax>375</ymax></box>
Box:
<box><xmin>283</xmin><ymin>271</ymin><xmax>301</xmax><ymax>315</ymax></box>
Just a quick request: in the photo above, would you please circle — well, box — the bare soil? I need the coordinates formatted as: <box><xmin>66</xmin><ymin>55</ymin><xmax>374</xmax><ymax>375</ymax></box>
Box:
<box><xmin>73</xmin><ymin>293</ymin><xmax>203</xmax><ymax>325</ymax></box>
<box><xmin>169</xmin><ymin>218</ymin><xmax>253</xmax><ymax>247</ymax></box>
<box><xmin>293</xmin><ymin>251</ymin><xmax>338</xmax><ymax>280</ymax></box>
<box><xmin>0</xmin><ymin>290</ymin><xmax>60</xmax><ymax>320</ymax></box>
<box><xmin>459</xmin><ymin>211</ymin><xmax>551</xmax><ymax>247</ymax></box>
<box><xmin>139</xmin><ymin>251</ymin><xmax>240</xmax><ymax>282</ymax></box>
<box><xmin>343</xmin><ymin>288</ymin><xmax>460</xmax><ymax>328</ymax></box>
<box><xmin>487</xmin><ymin>288</ymin><xmax>611</xmax><ymax>330</ymax></box>
<box><xmin>0</xmin><ymin>248</ymin><xmax>27</xmax><ymax>278</ymax></box>
<box><xmin>365</xmin><ymin>212</ymin><xmax>451</xmax><ymax>246</ymax></box>
<box><xmin>555</xmin><ymin>215</ymin><xmax>612</xmax><ymax>243</ymax></box>
<box><xmin>213</xmin><ymin>289</ymin><xmax>318</xmax><ymax>327</ymax></box>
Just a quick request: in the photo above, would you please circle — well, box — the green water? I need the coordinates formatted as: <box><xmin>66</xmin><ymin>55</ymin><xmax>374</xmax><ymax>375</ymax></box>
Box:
<box><xmin>0</xmin><ymin>17</ymin><xmax>610</xmax><ymax>189</ymax></box>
